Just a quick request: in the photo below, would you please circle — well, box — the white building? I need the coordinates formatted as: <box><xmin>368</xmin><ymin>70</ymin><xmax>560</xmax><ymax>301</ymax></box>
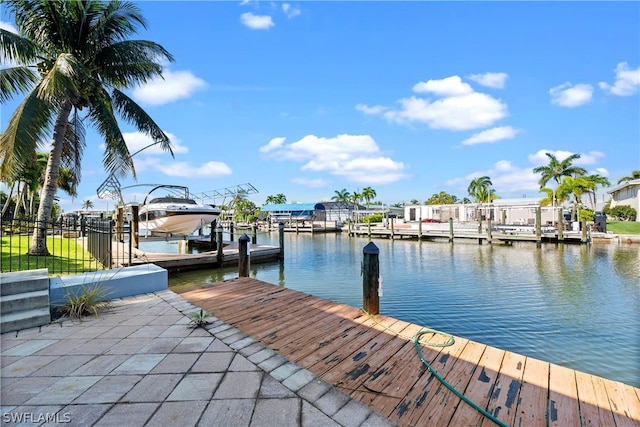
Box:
<box><xmin>607</xmin><ymin>179</ymin><xmax>640</xmax><ymax>221</ymax></box>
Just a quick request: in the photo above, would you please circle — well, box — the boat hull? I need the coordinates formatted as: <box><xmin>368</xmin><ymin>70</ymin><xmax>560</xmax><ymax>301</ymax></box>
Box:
<box><xmin>139</xmin><ymin>204</ymin><xmax>221</xmax><ymax>236</ymax></box>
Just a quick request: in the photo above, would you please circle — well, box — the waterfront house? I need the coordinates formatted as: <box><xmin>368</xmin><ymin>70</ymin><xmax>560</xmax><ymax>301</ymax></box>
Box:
<box><xmin>607</xmin><ymin>179</ymin><xmax>640</xmax><ymax>221</ymax></box>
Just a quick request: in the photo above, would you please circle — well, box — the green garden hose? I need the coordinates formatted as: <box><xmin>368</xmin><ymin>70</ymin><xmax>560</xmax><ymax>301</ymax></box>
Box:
<box><xmin>413</xmin><ymin>329</ymin><xmax>508</xmax><ymax>427</ymax></box>
<box><xmin>361</xmin><ymin>310</ymin><xmax>508</xmax><ymax>427</ymax></box>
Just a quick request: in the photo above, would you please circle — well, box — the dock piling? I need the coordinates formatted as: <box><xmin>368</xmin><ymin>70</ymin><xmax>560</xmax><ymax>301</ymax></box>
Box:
<box><xmin>238</xmin><ymin>233</ymin><xmax>250</xmax><ymax>277</ymax></box>
<box><xmin>362</xmin><ymin>241</ymin><xmax>380</xmax><ymax>315</ymax></box>
<box><xmin>216</xmin><ymin>226</ymin><xmax>224</xmax><ymax>266</ymax></box>
<box><xmin>278</xmin><ymin>222</ymin><xmax>285</xmax><ymax>260</ymax></box>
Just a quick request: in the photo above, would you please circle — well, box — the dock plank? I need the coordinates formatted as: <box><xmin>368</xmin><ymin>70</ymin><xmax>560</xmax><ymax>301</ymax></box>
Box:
<box><xmin>178</xmin><ymin>278</ymin><xmax>640</xmax><ymax>427</ymax></box>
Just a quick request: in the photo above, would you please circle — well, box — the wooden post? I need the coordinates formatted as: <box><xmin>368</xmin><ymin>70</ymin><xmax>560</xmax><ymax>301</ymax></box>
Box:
<box><xmin>238</xmin><ymin>233</ymin><xmax>250</xmax><ymax>277</ymax></box>
<box><xmin>581</xmin><ymin>217</ymin><xmax>588</xmax><ymax>243</ymax></box>
<box><xmin>502</xmin><ymin>209</ymin><xmax>507</xmax><ymax>225</ymax></box>
<box><xmin>278</xmin><ymin>222</ymin><xmax>285</xmax><ymax>260</ymax></box>
<box><xmin>449</xmin><ymin>218</ymin><xmax>454</xmax><ymax>243</ymax></box>
<box><xmin>229</xmin><ymin>222</ymin><xmax>234</xmax><ymax>242</ymax></box>
<box><xmin>557</xmin><ymin>208</ymin><xmax>564</xmax><ymax>242</ymax></box>
<box><xmin>390</xmin><ymin>217</ymin><xmax>394</xmax><ymax>239</ymax></box>
<box><xmin>216</xmin><ymin>226</ymin><xmax>224</xmax><ymax>266</ymax></box>
<box><xmin>536</xmin><ymin>206</ymin><xmax>542</xmax><ymax>247</ymax></box>
<box><xmin>418</xmin><ymin>215</ymin><xmax>422</xmax><ymax>240</ymax></box>
<box><xmin>477</xmin><ymin>208</ymin><xmax>483</xmax><ymax>245</ymax></box>
<box><xmin>367</xmin><ymin>219</ymin><xmax>371</xmax><ymax>239</ymax></box>
<box><xmin>487</xmin><ymin>216</ymin><xmax>492</xmax><ymax>243</ymax></box>
<box><xmin>252</xmin><ymin>223</ymin><xmax>257</xmax><ymax>244</ymax></box>
<box><xmin>210</xmin><ymin>220</ymin><xmax>217</xmax><ymax>247</ymax></box>
<box><xmin>131</xmin><ymin>204</ymin><xmax>139</xmax><ymax>249</ymax></box>
<box><xmin>362</xmin><ymin>241</ymin><xmax>380</xmax><ymax>315</ymax></box>
<box><xmin>116</xmin><ymin>206</ymin><xmax>124</xmax><ymax>242</ymax></box>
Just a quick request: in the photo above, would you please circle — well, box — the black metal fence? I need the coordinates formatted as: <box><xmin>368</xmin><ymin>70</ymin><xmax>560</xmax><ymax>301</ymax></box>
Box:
<box><xmin>1</xmin><ymin>215</ymin><xmax>131</xmax><ymax>275</ymax></box>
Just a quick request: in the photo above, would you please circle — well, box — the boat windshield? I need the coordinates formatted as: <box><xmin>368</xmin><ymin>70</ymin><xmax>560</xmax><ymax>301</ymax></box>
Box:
<box><xmin>149</xmin><ymin>197</ymin><xmax>197</xmax><ymax>204</ymax></box>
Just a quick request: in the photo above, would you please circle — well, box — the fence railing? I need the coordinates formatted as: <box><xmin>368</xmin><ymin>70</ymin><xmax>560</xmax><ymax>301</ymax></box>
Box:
<box><xmin>1</xmin><ymin>215</ymin><xmax>131</xmax><ymax>275</ymax></box>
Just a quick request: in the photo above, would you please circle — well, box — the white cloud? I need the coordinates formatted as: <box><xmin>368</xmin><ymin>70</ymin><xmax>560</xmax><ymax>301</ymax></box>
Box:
<box><xmin>0</xmin><ymin>21</ymin><xmax>18</xmax><ymax>34</ymax></box>
<box><xmin>462</xmin><ymin>126</ymin><xmax>520</xmax><ymax>145</ymax></box>
<box><xmin>360</xmin><ymin>75</ymin><xmax>509</xmax><ymax>131</ymax></box>
<box><xmin>240</xmin><ymin>12</ymin><xmax>275</xmax><ymax>30</ymax></box>
<box><xmin>446</xmin><ymin>160</ymin><xmax>541</xmax><ymax>197</ymax></box>
<box><xmin>468</xmin><ymin>72</ymin><xmax>508</xmax><ymax>89</ymax></box>
<box><xmin>262</xmin><ymin>134</ymin><xmax>408</xmax><ymax>185</ymax></box>
<box><xmin>383</xmin><ymin>93</ymin><xmax>508</xmax><ymax>131</ymax></box>
<box><xmin>593</xmin><ymin>167</ymin><xmax>609</xmax><ymax>177</ymax></box>
<box><xmin>549</xmin><ymin>83</ymin><xmax>593</xmax><ymax>107</ymax></box>
<box><xmin>599</xmin><ymin>62</ymin><xmax>640</xmax><ymax>96</ymax></box>
<box><xmin>413</xmin><ymin>76</ymin><xmax>473</xmax><ymax>96</ymax></box>
<box><xmin>282</xmin><ymin>3</ymin><xmax>301</xmax><ymax>18</ymax></box>
<box><xmin>259</xmin><ymin>137</ymin><xmax>286</xmax><ymax>153</ymax></box>
<box><xmin>132</xmin><ymin>69</ymin><xmax>207</xmax><ymax>106</ymax></box>
<box><xmin>355</xmin><ymin>104</ymin><xmax>388</xmax><ymax>115</ymax></box>
<box><xmin>527</xmin><ymin>149</ymin><xmax>604</xmax><ymax>166</ymax></box>
<box><xmin>574</xmin><ymin>151</ymin><xmax>605</xmax><ymax>165</ymax></box>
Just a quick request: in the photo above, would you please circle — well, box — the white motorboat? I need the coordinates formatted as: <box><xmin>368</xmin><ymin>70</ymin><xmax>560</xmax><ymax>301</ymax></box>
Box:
<box><xmin>138</xmin><ymin>185</ymin><xmax>221</xmax><ymax>236</ymax></box>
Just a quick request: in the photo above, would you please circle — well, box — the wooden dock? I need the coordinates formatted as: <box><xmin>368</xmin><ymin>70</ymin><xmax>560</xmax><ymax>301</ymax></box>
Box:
<box><xmin>179</xmin><ymin>278</ymin><xmax>640</xmax><ymax>427</ymax></box>
<box><xmin>111</xmin><ymin>240</ymin><xmax>281</xmax><ymax>272</ymax></box>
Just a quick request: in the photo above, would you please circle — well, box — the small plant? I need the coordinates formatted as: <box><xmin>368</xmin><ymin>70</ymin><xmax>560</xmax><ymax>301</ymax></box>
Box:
<box><xmin>189</xmin><ymin>309</ymin><xmax>215</xmax><ymax>328</ymax></box>
<box><xmin>57</xmin><ymin>283</ymin><xmax>112</xmax><ymax>320</ymax></box>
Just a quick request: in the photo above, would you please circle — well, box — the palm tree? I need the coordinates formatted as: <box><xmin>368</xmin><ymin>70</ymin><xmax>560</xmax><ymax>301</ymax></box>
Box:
<box><xmin>1</xmin><ymin>1</ymin><xmax>174</xmax><ymax>255</ymax></box>
<box><xmin>265</xmin><ymin>193</ymin><xmax>287</xmax><ymax>205</ymax></box>
<box><xmin>331</xmin><ymin>188</ymin><xmax>350</xmax><ymax>203</ymax></box>
<box><xmin>557</xmin><ymin>176</ymin><xmax>589</xmax><ymax>221</ymax></box>
<box><xmin>582</xmin><ymin>174</ymin><xmax>610</xmax><ymax>209</ymax></box>
<box><xmin>425</xmin><ymin>191</ymin><xmax>458</xmax><ymax>205</ymax></box>
<box><xmin>410</xmin><ymin>199</ymin><xmax>420</xmax><ymax>205</ymax></box>
<box><xmin>361</xmin><ymin>186</ymin><xmax>376</xmax><ymax>208</ymax></box>
<box><xmin>467</xmin><ymin>176</ymin><xmax>493</xmax><ymax>203</ymax></box>
<box><xmin>82</xmin><ymin>200</ymin><xmax>94</xmax><ymax>211</ymax></box>
<box><xmin>617</xmin><ymin>170</ymin><xmax>640</xmax><ymax>184</ymax></box>
<box><xmin>533</xmin><ymin>152</ymin><xmax>587</xmax><ymax>191</ymax></box>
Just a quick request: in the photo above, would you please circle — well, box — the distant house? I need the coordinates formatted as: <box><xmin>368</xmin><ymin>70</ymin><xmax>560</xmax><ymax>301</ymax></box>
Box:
<box><xmin>607</xmin><ymin>179</ymin><xmax>640</xmax><ymax>221</ymax></box>
<box><xmin>260</xmin><ymin>203</ymin><xmax>326</xmax><ymax>223</ymax></box>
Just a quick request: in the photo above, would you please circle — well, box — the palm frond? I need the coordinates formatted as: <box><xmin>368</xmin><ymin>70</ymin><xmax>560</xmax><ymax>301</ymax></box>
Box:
<box><xmin>0</xmin><ymin>66</ymin><xmax>39</xmax><ymax>103</ymax></box>
<box><xmin>96</xmin><ymin>40</ymin><xmax>173</xmax><ymax>88</ymax></box>
<box><xmin>0</xmin><ymin>88</ymin><xmax>55</xmax><ymax>179</ymax></box>
<box><xmin>88</xmin><ymin>89</ymin><xmax>134</xmax><ymax>178</ymax></box>
<box><xmin>0</xmin><ymin>28</ymin><xmax>40</xmax><ymax>65</ymax></box>
<box><xmin>111</xmin><ymin>88</ymin><xmax>173</xmax><ymax>156</ymax></box>
<box><xmin>37</xmin><ymin>53</ymin><xmax>81</xmax><ymax>104</ymax></box>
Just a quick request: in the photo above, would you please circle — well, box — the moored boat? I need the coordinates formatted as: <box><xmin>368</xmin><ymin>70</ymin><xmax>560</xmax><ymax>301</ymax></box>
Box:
<box><xmin>138</xmin><ymin>185</ymin><xmax>221</xmax><ymax>236</ymax></box>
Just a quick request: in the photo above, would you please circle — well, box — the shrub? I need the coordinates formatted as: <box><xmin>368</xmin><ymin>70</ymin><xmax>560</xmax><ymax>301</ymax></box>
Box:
<box><xmin>609</xmin><ymin>205</ymin><xmax>637</xmax><ymax>221</ymax></box>
<box><xmin>363</xmin><ymin>213</ymin><xmax>384</xmax><ymax>223</ymax></box>
<box><xmin>578</xmin><ymin>207</ymin><xmax>594</xmax><ymax>222</ymax></box>
<box><xmin>56</xmin><ymin>283</ymin><xmax>111</xmax><ymax>320</ymax></box>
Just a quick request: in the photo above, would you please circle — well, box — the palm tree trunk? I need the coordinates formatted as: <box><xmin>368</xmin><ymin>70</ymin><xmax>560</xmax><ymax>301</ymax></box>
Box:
<box><xmin>1</xmin><ymin>182</ymin><xmax>15</xmax><ymax>217</ymax></box>
<box><xmin>29</xmin><ymin>102</ymin><xmax>72</xmax><ymax>256</ymax></box>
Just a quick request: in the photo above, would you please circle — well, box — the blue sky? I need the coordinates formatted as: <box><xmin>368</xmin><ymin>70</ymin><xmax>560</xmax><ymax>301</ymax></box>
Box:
<box><xmin>2</xmin><ymin>1</ymin><xmax>639</xmax><ymax>212</ymax></box>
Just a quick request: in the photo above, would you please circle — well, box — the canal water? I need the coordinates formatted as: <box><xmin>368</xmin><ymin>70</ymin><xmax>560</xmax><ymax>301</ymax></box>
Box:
<box><xmin>165</xmin><ymin>232</ymin><xmax>640</xmax><ymax>387</ymax></box>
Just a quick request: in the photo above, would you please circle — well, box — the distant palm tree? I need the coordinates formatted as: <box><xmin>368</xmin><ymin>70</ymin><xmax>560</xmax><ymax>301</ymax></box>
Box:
<box><xmin>425</xmin><ymin>191</ymin><xmax>457</xmax><ymax>205</ymax></box>
<box><xmin>410</xmin><ymin>199</ymin><xmax>420</xmax><ymax>205</ymax></box>
<box><xmin>361</xmin><ymin>186</ymin><xmax>376</xmax><ymax>208</ymax></box>
<box><xmin>82</xmin><ymin>200</ymin><xmax>94</xmax><ymax>211</ymax></box>
<box><xmin>265</xmin><ymin>193</ymin><xmax>287</xmax><ymax>205</ymax></box>
<box><xmin>1</xmin><ymin>1</ymin><xmax>174</xmax><ymax>255</ymax></box>
<box><xmin>331</xmin><ymin>189</ymin><xmax>350</xmax><ymax>203</ymax></box>
<box><xmin>617</xmin><ymin>170</ymin><xmax>640</xmax><ymax>184</ymax></box>
<box><xmin>467</xmin><ymin>176</ymin><xmax>493</xmax><ymax>203</ymax></box>
<box><xmin>558</xmin><ymin>176</ymin><xmax>589</xmax><ymax>221</ymax></box>
<box><xmin>533</xmin><ymin>153</ymin><xmax>587</xmax><ymax>191</ymax></box>
<box><xmin>582</xmin><ymin>174</ymin><xmax>610</xmax><ymax>209</ymax></box>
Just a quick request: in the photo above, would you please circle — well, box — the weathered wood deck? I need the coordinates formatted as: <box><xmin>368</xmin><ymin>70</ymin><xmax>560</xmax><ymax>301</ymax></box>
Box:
<box><xmin>179</xmin><ymin>278</ymin><xmax>640</xmax><ymax>427</ymax></box>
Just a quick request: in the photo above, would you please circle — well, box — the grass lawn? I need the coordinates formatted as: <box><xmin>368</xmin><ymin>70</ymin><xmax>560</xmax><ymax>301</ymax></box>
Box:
<box><xmin>1</xmin><ymin>234</ymin><xmax>103</xmax><ymax>275</ymax></box>
<box><xmin>606</xmin><ymin>221</ymin><xmax>640</xmax><ymax>235</ymax></box>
